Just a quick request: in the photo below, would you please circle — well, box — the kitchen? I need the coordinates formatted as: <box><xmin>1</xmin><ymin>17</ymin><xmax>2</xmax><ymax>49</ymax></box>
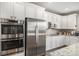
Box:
<box><xmin>0</xmin><ymin>2</ymin><xmax>79</xmax><ymax>56</ymax></box>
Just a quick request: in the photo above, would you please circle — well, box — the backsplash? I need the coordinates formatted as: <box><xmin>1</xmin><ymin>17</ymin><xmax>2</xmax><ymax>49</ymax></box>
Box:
<box><xmin>46</xmin><ymin>28</ymin><xmax>75</xmax><ymax>36</ymax></box>
<box><xmin>46</xmin><ymin>29</ymin><xmax>58</xmax><ymax>36</ymax></box>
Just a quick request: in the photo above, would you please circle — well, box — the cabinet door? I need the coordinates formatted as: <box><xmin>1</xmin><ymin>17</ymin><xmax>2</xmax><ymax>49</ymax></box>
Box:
<box><xmin>65</xmin><ymin>36</ymin><xmax>70</xmax><ymax>45</ymax></box>
<box><xmin>63</xmin><ymin>36</ymin><xmax>66</xmax><ymax>45</ymax></box>
<box><xmin>36</xmin><ymin>7</ymin><xmax>45</xmax><ymax>19</ymax></box>
<box><xmin>46</xmin><ymin>37</ymin><xmax>52</xmax><ymax>51</ymax></box>
<box><xmin>52</xmin><ymin>36</ymin><xmax>65</xmax><ymax>48</ymax></box>
<box><xmin>69</xmin><ymin>37</ymin><xmax>79</xmax><ymax>44</ymax></box>
<box><xmin>67</xmin><ymin>14</ymin><xmax>76</xmax><ymax>29</ymax></box>
<box><xmin>45</xmin><ymin>11</ymin><xmax>54</xmax><ymax>23</ymax></box>
<box><xmin>14</xmin><ymin>3</ymin><xmax>24</xmax><ymax>20</ymax></box>
<box><xmin>25</xmin><ymin>3</ymin><xmax>45</xmax><ymax>19</ymax></box>
<box><xmin>56</xmin><ymin>15</ymin><xmax>61</xmax><ymax>29</ymax></box>
<box><xmin>25</xmin><ymin>6</ymin><xmax>30</xmax><ymax>18</ymax></box>
<box><xmin>52</xmin><ymin>37</ymin><xmax>59</xmax><ymax>48</ymax></box>
<box><xmin>0</xmin><ymin>2</ymin><xmax>13</xmax><ymax>18</ymax></box>
<box><xmin>26</xmin><ymin>5</ymin><xmax>37</xmax><ymax>18</ymax></box>
<box><xmin>56</xmin><ymin>37</ymin><xmax>61</xmax><ymax>47</ymax></box>
<box><xmin>61</xmin><ymin>16</ymin><xmax>68</xmax><ymax>29</ymax></box>
<box><xmin>65</xmin><ymin>36</ymin><xmax>75</xmax><ymax>45</ymax></box>
<box><xmin>43</xmin><ymin>11</ymin><xmax>47</xmax><ymax>20</ymax></box>
<box><xmin>46</xmin><ymin>11</ymin><xmax>52</xmax><ymax>22</ymax></box>
<box><xmin>52</xmin><ymin>37</ymin><xmax>57</xmax><ymax>49</ymax></box>
<box><xmin>42</xmin><ymin>10</ymin><xmax>46</xmax><ymax>20</ymax></box>
<box><xmin>58</xmin><ymin>37</ymin><xmax>64</xmax><ymax>46</ymax></box>
<box><xmin>0</xmin><ymin>3</ymin><xmax>3</xmax><ymax>17</ymax></box>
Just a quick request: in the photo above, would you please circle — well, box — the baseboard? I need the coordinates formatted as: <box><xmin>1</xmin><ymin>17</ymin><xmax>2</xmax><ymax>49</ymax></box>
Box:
<box><xmin>46</xmin><ymin>45</ymin><xmax>67</xmax><ymax>52</ymax></box>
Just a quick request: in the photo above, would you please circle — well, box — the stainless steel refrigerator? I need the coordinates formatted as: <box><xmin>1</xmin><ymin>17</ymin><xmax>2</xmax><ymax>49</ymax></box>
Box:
<box><xmin>24</xmin><ymin>17</ymin><xmax>47</xmax><ymax>56</ymax></box>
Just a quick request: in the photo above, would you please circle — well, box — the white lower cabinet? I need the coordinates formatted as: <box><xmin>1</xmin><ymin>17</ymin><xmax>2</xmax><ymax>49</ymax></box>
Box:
<box><xmin>65</xmin><ymin>36</ymin><xmax>69</xmax><ymax>45</ymax></box>
<box><xmin>65</xmin><ymin>36</ymin><xmax>79</xmax><ymax>45</ymax></box>
<box><xmin>46</xmin><ymin>37</ymin><xmax>52</xmax><ymax>50</ymax></box>
<box><xmin>52</xmin><ymin>36</ymin><xmax>65</xmax><ymax>48</ymax></box>
<box><xmin>51</xmin><ymin>37</ymin><xmax>58</xmax><ymax>49</ymax></box>
<box><xmin>46</xmin><ymin>36</ymin><xmax>65</xmax><ymax>51</ymax></box>
<box><xmin>46</xmin><ymin>36</ymin><xmax>79</xmax><ymax>51</ymax></box>
<box><xmin>57</xmin><ymin>37</ymin><xmax>64</xmax><ymax>47</ymax></box>
<box><xmin>51</xmin><ymin>37</ymin><xmax>57</xmax><ymax>49</ymax></box>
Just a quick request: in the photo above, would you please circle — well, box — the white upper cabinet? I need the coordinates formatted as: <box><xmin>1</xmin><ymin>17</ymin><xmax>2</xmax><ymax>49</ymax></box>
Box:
<box><xmin>25</xmin><ymin>3</ymin><xmax>45</xmax><ymax>20</ymax></box>
<box><xmin>55</xmin><ymin>15</ymin><xmax>61</xmax><ymax>29</ymax></box>
<box><xmin>67</xmin><ymin>14</ymin><xmax>76</xmax><ymax>29</ymax></box>
<box><xmin>45</xmin><ymin>11</ymin><xmax>76</xmax><ymax>29</ymax></box>
<box><xmin>45</xmin><ymin>11</ymin><xmax>56</xmax><ymax>23</ymax></box>
<box><xmin>59</xmin><ymin>14</ymin><xmax>76</xmax><ymax>29</ymax></box>
<box><xmin>61</xmin><ymin>16</ymin><xmax>68</xmax><ymax>29</ymax></box>
<box><xmin>34</xmin><ymin>6</ymin><xmax>45</xmax><ymax>19</ymax></box>
<box><xmin>25</xmin><ymin>4</ymin><xmax>36</xmax><ymax>18</ymax></box>
<box><xmin>45</xmin><ymin>11</ymin><xmax>62</xmax><ymax>29</ymax></box>
<box><xmin>14</xmin><ymin>3</ymin><xmax>25</xmax><ymax>20</ymax></box>
<box><xmin>0</xmin><ymin>2</ymin><xmax>13</xmax><ymax>18</ymax></box>
<box><xmin>0</xmin><ymin>2</ymin><xmax>46</xmax><ymax>20</ymax></box>
<box><xmin>0</xmin><ymin>2</ymin><xmax>25</xmax><ymax>20</ymax></box>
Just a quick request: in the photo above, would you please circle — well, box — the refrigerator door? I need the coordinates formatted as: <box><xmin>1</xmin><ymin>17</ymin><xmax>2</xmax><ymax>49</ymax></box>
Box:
<box><xmin>25</xmin><ymin>18</ymin><xmax>46</xmax><ymax>56</ymax></box>
<box><xmin>36</xmin><ymin>22</ymin><xmax>46</xmax><ymax>55</ymax></box>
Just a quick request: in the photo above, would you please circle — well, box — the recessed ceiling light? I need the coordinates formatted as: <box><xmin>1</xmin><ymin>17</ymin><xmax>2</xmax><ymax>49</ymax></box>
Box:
<box><xmin>48</xmin><ymin>2</ymin><xmax>53</xmax><ymax>3</ymax></box>
<box><xmin>54</xmin><ymin>17</ymin><xmax>56</xmax><ymax>19</ymax></box>
<box><xmin>64</xmin><ymin>8</ymin><xmax>69</xmax><ymax>10</ymax></box>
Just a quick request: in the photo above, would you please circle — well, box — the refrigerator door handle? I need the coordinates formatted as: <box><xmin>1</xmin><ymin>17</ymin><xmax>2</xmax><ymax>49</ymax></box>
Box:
<box><xmin>35</xmin><ymin>24</ymin><xmax>39</xmax><ymax>44</ymax></box>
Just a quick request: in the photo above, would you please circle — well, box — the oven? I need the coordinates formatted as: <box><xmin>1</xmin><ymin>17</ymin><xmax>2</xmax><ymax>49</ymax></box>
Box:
<box><xmin>0</xmin><ymin>19</ymin><xmax>24</xmax><ymax>56</ymax></box>
<box><xmin>1</xmin><ymin>39</ymin><xmax>23</xmax><ymax>55</ymax></box>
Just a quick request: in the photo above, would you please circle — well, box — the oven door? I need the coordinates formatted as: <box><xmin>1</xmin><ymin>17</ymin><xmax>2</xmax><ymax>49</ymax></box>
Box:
<box><xmin>1</xmin><ymin>24</ymin><xmax>23</xmax><ymax>34</ymax></box>
<box><xmin>1</xmin><ymin>39</ymin><xmax>24</xmax><ymax>55</ymax></box>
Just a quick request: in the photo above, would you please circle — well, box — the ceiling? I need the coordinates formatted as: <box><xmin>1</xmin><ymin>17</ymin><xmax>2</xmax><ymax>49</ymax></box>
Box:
<box><xmin>31</xmin><ymin>2</ymin><xmax>79</xmax><ymax>15</ymax></box>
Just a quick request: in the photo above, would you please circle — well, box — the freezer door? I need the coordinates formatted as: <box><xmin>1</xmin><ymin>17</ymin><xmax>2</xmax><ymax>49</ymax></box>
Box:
<box><xmin>25</xmin><ymin>19</ymin><xmax>37</xmax><ymax>56</ymax></box>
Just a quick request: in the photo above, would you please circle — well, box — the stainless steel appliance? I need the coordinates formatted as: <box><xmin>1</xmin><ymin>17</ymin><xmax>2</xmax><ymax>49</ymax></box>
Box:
<box><xmin>24</xmin><ymin>17</ymin><xmax>47</xmax><ymax>56</ymax></box>
<box><xmin>0</xmin><ymin>18</ymin><xmax>24</xmax><ymax>56</ymax></box>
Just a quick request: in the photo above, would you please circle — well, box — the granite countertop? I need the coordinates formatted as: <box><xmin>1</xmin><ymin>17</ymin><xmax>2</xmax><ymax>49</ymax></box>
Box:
<box><xmin>47</xmin><ymin>43</ymin><xmax>79</xmax><ymax>56</ymax></box>
<box><xmin>46</xmin><ymin>35</ymin><xmax>79</xmax><ymax>37</ymax></box>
